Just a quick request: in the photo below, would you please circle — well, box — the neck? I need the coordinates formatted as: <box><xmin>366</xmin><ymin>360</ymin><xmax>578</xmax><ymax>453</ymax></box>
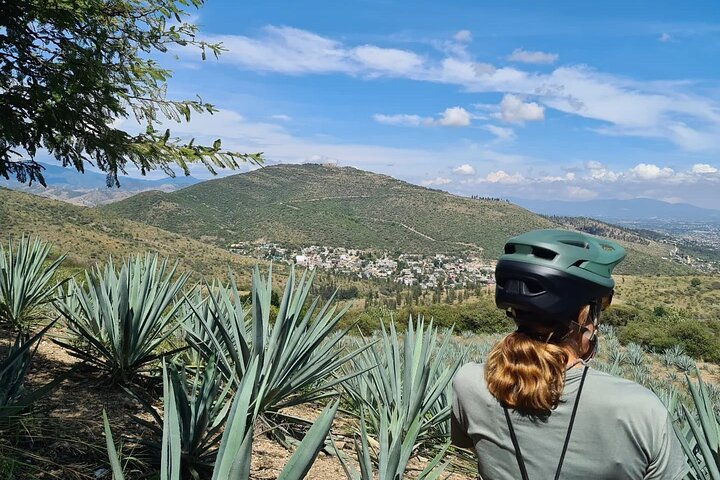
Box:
<box><xmin>565</xmin><ymin>348</ymin><xmax>583</xmax><ymax>369</ymax></box>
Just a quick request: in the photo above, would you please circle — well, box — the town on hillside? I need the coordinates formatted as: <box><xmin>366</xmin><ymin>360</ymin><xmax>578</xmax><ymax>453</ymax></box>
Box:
<box><xmin>229</xmin><ymin>242</ymin><xmax>496</xmax><ymax>289</ymax></box>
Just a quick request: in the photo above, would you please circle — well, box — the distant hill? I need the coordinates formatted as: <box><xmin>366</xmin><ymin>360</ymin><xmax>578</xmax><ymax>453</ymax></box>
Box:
<box><xmin>510</xmin><ymin>197</ymin><xmax>720</xmax><ymax>223</ymax></box>
<box><xmin>0</xmin><ymin>162</ymin><xmax>198</xmax><ymax>206</ymax></box>
<box><xmin>102</xmin><ymin>164</ymin><xmax>690</xmax><ymax>275</ymax></box>
<box><xmin>0</xmin><ymin>187</ymin><xmax>258</xmax><ymax>279</ymax></box>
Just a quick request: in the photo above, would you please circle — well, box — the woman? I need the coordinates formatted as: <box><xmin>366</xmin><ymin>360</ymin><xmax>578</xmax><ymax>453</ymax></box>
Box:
<box><xmin>451</xmin><ymin>229</ymin><xmax>688</xmax><ymax>480</ymax></box>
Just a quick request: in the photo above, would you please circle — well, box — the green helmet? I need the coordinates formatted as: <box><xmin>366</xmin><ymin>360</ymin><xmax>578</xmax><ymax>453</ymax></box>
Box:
<box><xmin>495</xmin><ymin>229</ymin><xmax>626</xmax><ymax>324</ymax></box>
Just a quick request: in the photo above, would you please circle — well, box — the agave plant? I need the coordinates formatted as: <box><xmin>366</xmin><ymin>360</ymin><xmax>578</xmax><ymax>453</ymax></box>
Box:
<box><xmin>104</xmin><ymin>356</ymin><xmax>340</xmax><ymax>480</ymax></box>
<box><xmin>0</xmin><ymin>236</ymin><xmax>66</xmax><ymax>332</ymax></box>
<box><xmin>673</xmin><ymin>369</ymin><xmax>720</xmax><ymax>479</ymax></box>
<box><xmin>56</xmin><ymin>254</ymin><xmax>189</xmax><ymax>383</ymax></box>
<box><xmin>129</xmin><ymin>358</ymin><xmax>233</xmax><ymax>477</ymax></box>
<box><xmin>184</xmin><ymin>266</ymin><xmax>368</xmax><ymax>421</ymax></box>
<box><xmin>340</xmin><ymin>317</ymin><xmax>462</xmax><ymax>479</ymax></box>
<box><xmin>0</xmin><ymin>321</ymin><xmax>65</xmax><ymax>422</ymax></box>
<box><xmin>625</xmin><ymin>343</ymin><xmax>646</xmax><ymax>368</ymax></box>
<box><xmin>675</xmin><ymin>354</ymin><xmax>697</xmax><ymax>374</ymax></box>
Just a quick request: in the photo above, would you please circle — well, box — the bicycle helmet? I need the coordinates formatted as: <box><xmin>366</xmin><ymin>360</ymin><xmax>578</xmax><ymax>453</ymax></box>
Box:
<box><xmin>495</xmin><ymin>229</ymin><xmax>626</xmax><ymax>325</ymax></box>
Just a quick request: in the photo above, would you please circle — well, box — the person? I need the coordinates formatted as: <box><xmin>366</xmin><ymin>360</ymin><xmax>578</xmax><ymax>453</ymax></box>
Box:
<box><xmin>451</xmin><ymin>229</ymin><xmax>688</xmax><ymax>480</ymax></box>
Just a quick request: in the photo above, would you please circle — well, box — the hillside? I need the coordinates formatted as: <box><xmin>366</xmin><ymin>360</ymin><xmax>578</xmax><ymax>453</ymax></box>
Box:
<box><xmin>0</xmin><ymin>187</ymin><xmax>259</xmax><ymax>279</ymax></box>
<box><xmin>102</xmin><ymin>163</ymin><xmax>688</xmax><ymax>275</ymax></box>
<box><xmin>0</xmin><ymin>162</ymin><xmax>198</xmax><ymax>206</ymax></box>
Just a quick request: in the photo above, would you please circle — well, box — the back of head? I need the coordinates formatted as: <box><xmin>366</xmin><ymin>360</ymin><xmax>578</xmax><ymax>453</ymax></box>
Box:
<box><xmin>485</xmin><ymin>229</ymin><xmax>625</xmax><ymax>412</ymax></box>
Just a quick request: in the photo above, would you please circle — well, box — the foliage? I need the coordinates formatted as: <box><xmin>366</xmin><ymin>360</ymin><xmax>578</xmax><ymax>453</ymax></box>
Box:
<box><xmin>0</xmin><ymin>187</ymin><xmax>263</xmax><ymax>279</ymax></box>
<box><xmin>674</xmin><ymin>369</ymin><xmax>720</xmax><ymax>479</ymax></box>
<box><xmin>184</xmin><ymin>266</ymin><xmax>368</xmax><ymax>420</ymax></box>
<box><xmin>619</xmin><ymin>314</ymin><xmax>720</xmax><ymax>363</ymax></box>
<box><xmin>104</xmin><ymin>357</ymin><xmax>340</xmax><ymax>480</ymax></box>
<box><xmin>0</xmin><ymin>235</ymin><xmax>65</xmax><ymax>331</ymax></box>
<box><xmin>131</xmin><ymin>358</ymin><xmax>232</xmax><ymax>477</ymax></box>
<box><xmin>0</xmin><ymin>321</ymin><xmax>65</xmax><ymax>422</ymax></box>
<box><xmin>340</xmin><ymin>318</ymin><xmax>461</xmax><ymax>479</ymax></box>
<box><xmin>56</xmin><ymin>253</ymin><xmax>189</xmax><ymax>383</ymax></box>
<box><xmin>102</xmin><ymin>163</ymin><xmax>557</xmax><ymax>256</ymax></box>
<box><xmin>0</xmin><ymin>0</ymin><xmax>262</xmax><ymax>186</ymax></box>
<box><xmin>394</xmin><ymin>299</ymin><xmax>513</xmax><ymax>334</ymax></box>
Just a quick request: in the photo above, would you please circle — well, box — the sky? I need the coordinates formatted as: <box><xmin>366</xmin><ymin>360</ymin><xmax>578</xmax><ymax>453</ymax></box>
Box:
<box><xmin>117</xmin><ymin>1</ymin><xmax>719</xmax><ymax>207</ymax></box>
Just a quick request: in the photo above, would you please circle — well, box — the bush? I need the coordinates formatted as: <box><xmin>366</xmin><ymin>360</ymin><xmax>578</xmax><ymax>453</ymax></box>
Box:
<box><xmin>667</xmin><ymin>321</ymin><xmax>720</xmax><ymax>362</ymax></box>
<box><xmin>602</xmin><ymin>305</ymin><xmax>646</xmax><ymax>327</ymax></box>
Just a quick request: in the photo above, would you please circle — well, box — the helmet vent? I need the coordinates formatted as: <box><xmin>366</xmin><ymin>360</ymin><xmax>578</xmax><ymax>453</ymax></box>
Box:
<box><xmin>560</xmin><ymin>240</ymin><xmax>589</xmax><ymax>249</ymax></box>
<box><xmin>531</xmin><ymin>246</ymin><xmax>557</xmax><ymax>261</ymax></box>
<box><xmin>504</xmin><ymin>244</ymin><xmax>516</xmax><ymax>254</ymax></box>
<box><xmin>500</xmin><ymin>279</ymin><xmax>546</xmax><ymax>295</ymax></box>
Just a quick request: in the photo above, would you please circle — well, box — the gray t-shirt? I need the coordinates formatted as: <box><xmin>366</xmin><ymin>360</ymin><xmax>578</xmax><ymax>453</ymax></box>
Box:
<box><xmin>452</xmin><ymin>362</ymin><xmax>689</xmax><ymax>480</ymax></box>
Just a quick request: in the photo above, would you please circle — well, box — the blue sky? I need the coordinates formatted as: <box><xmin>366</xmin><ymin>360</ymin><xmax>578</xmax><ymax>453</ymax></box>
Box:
<box><xmin>121</xmin><ymin>0</ymin><xmax>720</xmax><ymax>207</ymax></box>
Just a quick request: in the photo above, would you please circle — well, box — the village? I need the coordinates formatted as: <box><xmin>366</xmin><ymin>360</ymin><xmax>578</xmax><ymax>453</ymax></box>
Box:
<box><xmin>228</xmin><ymin>242</ymin><xmax>496</xmax><ymax>289</ymax></box>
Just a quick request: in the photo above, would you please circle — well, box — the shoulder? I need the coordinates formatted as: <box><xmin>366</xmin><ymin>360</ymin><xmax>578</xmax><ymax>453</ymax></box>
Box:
<box><xmin>453</xmin><ymin>362</ymin><xmax>495</xmax><ymax>403</ymax></box>
<box><xmin>453</xmin><ymin>362</ymin><xmax>485</xmax><ymax>389</ymax></box>
<box><xmin>584</xmin><ymin>367</ymin><xmax>668</xmax><ymax>417</ymax></box>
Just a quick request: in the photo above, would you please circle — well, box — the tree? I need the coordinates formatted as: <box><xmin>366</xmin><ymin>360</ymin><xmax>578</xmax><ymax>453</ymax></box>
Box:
<box><xmin>0</xmin><ymin>0</ymin><xmax>262</xmax><ymax>187</ymax></box>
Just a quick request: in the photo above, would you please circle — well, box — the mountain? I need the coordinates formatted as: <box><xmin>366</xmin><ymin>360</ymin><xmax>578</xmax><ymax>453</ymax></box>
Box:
<box><xmin>0</xmin><ymin>187</ymin><xmax>258</xmax><ymax>279</ymax></box>
<box><xmin>509</xmin><ymin>197</ymin><xmax>720</xmax><ymax>223</ymax></box>
<box><xmin>102</xmin><ymin>164</ymin><xmax>691</xmax><ymax>275</ymax></box>
<box><xmin>0</xmin><ymin>162</ymin><xmax>199</xmax><ymax>206</ymax></box>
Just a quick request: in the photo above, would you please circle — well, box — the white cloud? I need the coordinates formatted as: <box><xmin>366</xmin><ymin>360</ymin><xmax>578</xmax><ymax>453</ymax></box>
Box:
<box><xmin>692</xmin><ymin>163</ymin><xmax>718</xmax><ymax>174</ymax></box>
<box><xmin>351</xmin><ymin>45</ymin><xmax>424</xmax><ymax>75</ymax></box>
<box><xmin>585</xmin><ymin>161</ymin><xmax>620</xmax><ymax>182</ymax></box>
<box><xmin>484</xmin><ymin>170</ymin><xmax>524</xmax><ymax>184</ymax></box>
<box><xmin>373</xmin><ymin>113</ymin><xmax>430</xmax><ymax>126</ymax></box>
<box><xmin>437</xmin><ymin>106</ymin><xmax>471</xmax><ymax>126</ymax></box>
<box><xmin>628</xmin><ymin>163</ymin><xmax>675</xmax><ymax>180</ymax></box>
<box><xmin>482</xmin><ymin>124</ymin><xmax>515</xmax><ymax>141</ymax></box>
<box><xmin>659</xmin><ymin>33</ymin><xmax>672</xmax><ymax>42</ymax></box>
<box><xmin>497</xmin><ymin>94</ymin><xmax>545</xmax><ymax>123</ymax></box>
<box><xmin>422</xmin><ymin>176</ymin><xmax>452</xmax><ymax>186</ymax></box>
<box><xmin>508</xmin><ymin>48</ymin><xmax>559</xmax><ymax>64</ymax></box>
<box><xmin>567</xmin><ymin>186</ymin><xmax>598</xmax><ymax>199</ymax></box>
<box><xmin>186</xmin><ymin>26</ymin><xmax>720</xmax><ymax>152</ymax></box>
<box><xmin>453</xmin><ymin>164</ymin><xmax>476</xmax><ymax>175</ymax></box>
<box><xmin>453</xmin><ymin>30</ymin><xmax>473</xmax><ymax>43</ymax></box>
<box><xmin>271</xmin><ymin>114</ymin><xmax>291</xmax><ymax>122</ymax></box>
<box><xmin>374</xmin><ymin>106</ymin><xmax>471</xmax><ymax>127</ymax></box>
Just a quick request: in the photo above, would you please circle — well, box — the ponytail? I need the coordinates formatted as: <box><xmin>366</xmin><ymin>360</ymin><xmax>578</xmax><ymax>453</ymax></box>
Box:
<box><xmin>485</xmin><ymin>306</ymin><xmax>591</xmax><ymax>412</ymax></box>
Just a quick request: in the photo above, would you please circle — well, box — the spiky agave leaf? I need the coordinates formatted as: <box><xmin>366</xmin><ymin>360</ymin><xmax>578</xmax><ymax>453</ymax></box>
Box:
<box><xmin>184</xmin><ymin>266</ymin><xmax>369</xmax><ymax>418</ymax></box>
<box><xmin>674</xmin><ymin>368</ymin><xmax>720</xmax><ymax>479</ymax></box>
<box><xmin>0</xmin><ymin>235</ymin><xmax>66</xmax><ymax>332</ymax></box>
<box><xmin>342</xmin><ymin>317</ymin><xmax>461</xmax><ymax>479</ymax></box>
<box><xmin>0</xmin><ymin>320</ymin><xmax>66</xmax><ymax>422</ymax></box>
<box><xmin>130</xmin><ymin>357</ymin><xmax>233</xmax><ymax>476</ymax></box>
<box><xmin>56</xmin><ymin>253</ymin><xmax>189</xmax><ymax>383</ymax></box>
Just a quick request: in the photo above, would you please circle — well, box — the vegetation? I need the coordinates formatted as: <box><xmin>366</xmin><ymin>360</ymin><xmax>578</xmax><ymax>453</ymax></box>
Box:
<box><xmin>0</xmin><ymin>236</ymin><xmax>65</xmax><ymax>332</ymax></box>
<box><xmin>1</xmin><ymin>0</ymin><xmax>261</xmax><ymax>186</ymax></box>
<box><xmin>0</xmin><ymin>321</ymin><xmax>64</xmax><ymax>423</ymax></box>
<box><xmin>341</xmin><ymin>319</ymin><xmax>461</xmax><ymax>479</ymax></box>
<box><xmin>0</xmin><ymin>187</ymin><xmax>263</xmax><ymax>279</ymax></box>
<box><xmin>0</xmin><ymin>234</ymin><xmax>719</xmax><ymax>478</ymax></box>
<box><xmin>56</xmin><ymin>254</ymin><xmax>189</xmax><ymax>383</ymax></box>
<box><xmin>102</xmin><ymin>164</ymin><xmax>690</xmax><ymax>275</ymax></box>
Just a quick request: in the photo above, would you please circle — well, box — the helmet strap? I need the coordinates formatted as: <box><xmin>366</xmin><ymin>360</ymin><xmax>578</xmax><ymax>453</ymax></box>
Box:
<box><xmin>579</xmin><ymin>300</ymin><xmax>602</xmax><ymax>361</ymax></box>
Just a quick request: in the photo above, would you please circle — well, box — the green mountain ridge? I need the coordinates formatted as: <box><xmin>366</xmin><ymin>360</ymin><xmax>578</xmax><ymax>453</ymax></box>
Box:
<box><xmin>101</xmin><ymin>163</ymin><xmax>690</xmax><ymax>275</ymax></box>
<box><xmin>0</xmin><ymin>186</ymin><xmax>259</xmax><ymax>279</ymax></box>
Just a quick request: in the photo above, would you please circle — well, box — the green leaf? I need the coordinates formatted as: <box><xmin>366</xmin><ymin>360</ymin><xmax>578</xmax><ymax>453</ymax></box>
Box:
<box><xmin>278</xmin><ymin>400</ymin><xmax>340</xmax><ymax>480</ymax></box>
